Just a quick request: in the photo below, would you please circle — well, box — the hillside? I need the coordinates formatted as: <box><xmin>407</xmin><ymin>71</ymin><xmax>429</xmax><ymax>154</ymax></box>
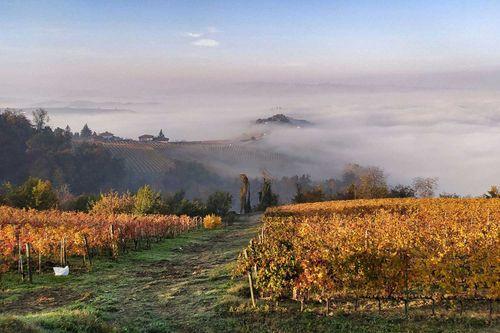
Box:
<box><xmin>99</xmin><ymin>140</ymin><xmax>294</xmax><ymax>178</ymax></box>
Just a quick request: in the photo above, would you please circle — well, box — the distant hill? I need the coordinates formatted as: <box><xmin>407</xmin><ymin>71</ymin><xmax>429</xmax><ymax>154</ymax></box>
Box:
<box><xmin>255</xmin><ymin>113</ymin><xmax>312</xmax><ymax>127</ymax></box>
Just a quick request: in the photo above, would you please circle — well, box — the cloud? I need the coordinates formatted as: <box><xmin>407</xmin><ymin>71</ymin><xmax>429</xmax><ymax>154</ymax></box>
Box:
<box><xmin>183</xmin><ymin>27</ymin><xmax>219</xmax><ymax>39</ymax></box>
<box><xmin>191</xmin><ymin>39</ymin><xmax>219</xmax><ymax>47</ymax></box>
<box><xmin>185</xmin><ymin>32</ymin><xmax>203</xmax><ymax>38</ymax></box>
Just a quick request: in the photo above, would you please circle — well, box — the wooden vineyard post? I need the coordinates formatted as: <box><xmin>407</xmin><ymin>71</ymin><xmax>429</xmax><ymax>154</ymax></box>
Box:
<box><xmin>431</xmin><ymin>298</ymin><xmax>435</xmax><ymax>316</ymax></box>
<box><xmin>110</xmin><ymin>224</ymin><xmax>118</xmax><ymax>259</ymax></box>
<box><xmin>243</xmin><ymin>249</ymin><xmax>256</xmax><ymax>308</ymax></box>
<box><xmin>83</xmin><ymin>234</ymin><xmax>92</xmax><ymax>270</ymax></box>
<box><xmin>249</xmin><ymin>240</ymin><xmax>258</xmax><ymax>276</ymax></box>
<box><xmin>403</xmin><ymin>252</ymin><xmax>409</xmax><ymax>320</ymax></box>
<box><xmin>25</xmin><ymin>243</ymin><xmax>32</xmax><ymax>283</ymax></box>
<box><xmin>118</xmin><ymin>227</ymin><xmax>127</xmax><ymax>253</ymax></box>
<box><xmin>60</xmin><ymin>238</ymin><xmax>67</xmax><ymax>266</ymax></box>
<box><xmin>60</xmin><ymin>239</ymin><xmax>62</xmax><ymax>266</ymax></box>
<box><xmin>18</xmin><ymin>238</ymin><xmax>25</xmax><ymax>281</ymax></box>
<box><xmin>377</xmin><ymin>297</ymin><xmax>382</xmax><ymax>314</ymax></box>
<box><xmin>38</xmin><ymin>251</ymin><xmax>42</xmax><ymax>274</ymax></box>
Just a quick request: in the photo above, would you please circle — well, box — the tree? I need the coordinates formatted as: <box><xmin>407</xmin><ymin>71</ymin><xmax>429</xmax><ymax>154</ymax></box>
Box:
<box><xmin>0</xmin><ymin>109</ymin><xmax>125</xmax><ymax>194</ymax></box>
<box><xmin>2</xmin><ymin>177</ymin><xmax>58</xmax><ymax>210</ymax></box>
<box><xmin>245</xmin><ymin>187</ymin><xmax>251</xmax><ymax>213</ymax></box>
<box><xmin>258</xmin><ymin>179</ymin><xmax>278</xmax><ymax>211</ymax></box>
<box><xmin>337</xmin><ymin>164</ymin><xmax>388</xmax><ymax>200</ymax></box>
<box><xmin>61</xmin><ymin>194</ymin><xmax>97</xmax><ymax>212</ymax></box>
<box><xmin>157</xmin><ymin>129</ymin><xmax>165</xmax><ymax>139</ymax></box>
<box><xmin>293</xmin><ymin>184</ymin><xmax>325</xmax><ymax>203</ymax></box>
<box><xmin>389</xmin><ymin>185</ymin><xmax>415</xmax><ymax>198</ymax></box>
<box><xmin>357</xmin><ymin>166</ymin><xmax>388</xmax><ymax>199</ymax></box>
<box><xmin>67</xmin><ymin>142</ymin><xmax>125</xmax><ymax>194</ymax></box>
<box><xmin>239</xmin><ymin>174</ymin><xmax>250</xmax><ymax>213</ymax></box>
<box><xmin>133</xmin><ymin>185</ymin><xmax>162</xmax><ymax>215</ymax></box>
<box><xmin>80</xmin><ymin>124</ymin><xmax>92</xmax><ymax>138</ymax></box>
<box><xmin>32</xmin><ymin>179</ymin><xmax>58</xmax><ymax>210</ymax></box>
<box><xmin>484</xmin><ymin>186</ymin><xmax>500</xmax><ymax>199</ymax></box>
<box><xmin>412</xmin><ymin>177</ymin><xmax>439</xmax><ymax>198</ymax></box>
<box><xmin>0</xmin><ymin>109</ymin><xmax>33</xmax><ymax>184</ymax></box>
<box><xmin>64</xmin><ymin>125</ymin><xmax>72</xmax><ymax>137</ymax></box>
<box><xmin>91</xmin><ymin>191</ymin><xmax>134</xmax><ymax>215</ymax></box>
<box><xmin>32</xmin><ymin>108</ymin><xmax>49</xmax><ymax>131</ymax></box>
<box><xmin>206</xmin><ymin>191</ymin><xmax>232</xmax><ymax>216</ymax></box>
<box><xmin>163</xmin><ymin>190</ymin><xmax>186</xmax><ymax>214</ymax></box>
<box><xmin>55</xmin><ymin>184</ymin><xmax>74</xmax><ymax>207</ymax></box>
<box><xmin>341</xmin><ymin>183</ymin><xmax>358</xmax><ymax>200</ymax></box>
<box><xmin>176</xmin><ymin>198</ymin><xmax>207</xmax><ymax>216</ymax></box>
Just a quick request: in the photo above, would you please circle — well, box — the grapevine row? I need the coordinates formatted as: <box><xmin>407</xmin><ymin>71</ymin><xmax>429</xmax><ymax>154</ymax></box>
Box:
<box><xmin>236</xmin><ymin>198</ymin><xmax>500</xmax><ymax>306</ymax></box>
<box><xmin>0</xmin><ymin>206</ymin><xmax>200</xmax><ymax>274</ymax></box>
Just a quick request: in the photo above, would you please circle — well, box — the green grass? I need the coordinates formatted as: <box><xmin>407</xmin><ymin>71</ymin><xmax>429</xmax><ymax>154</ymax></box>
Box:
<box><xmin>1</xmin><ymin>215</ymin><xmax>497</xmax><ymax>333</ymax></box>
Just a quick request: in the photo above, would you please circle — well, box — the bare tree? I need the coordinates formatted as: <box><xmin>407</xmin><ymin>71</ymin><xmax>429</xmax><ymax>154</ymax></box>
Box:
<box><xmin>358</xmin><ymin>166</ymin><xmax>389</xmax><ymax>199</ymax></box>
<box><xmin>340</xmin><ymin>164</ymin><xmax>388</xmax><ymax>199</ymax></box>
<box><xmin>32</xmin><ymin>108</ymin><xmax>49</xmax><ymax>131</ymax></box>
<box><xmin>484</xmin><ymin>185</ymin><xmax>500</xmax><ymax>198</ymax></box>
<box><xmin>412</xmin><ymin>177</ymin><xmax>439</xmax><ymax>198</ymax></box>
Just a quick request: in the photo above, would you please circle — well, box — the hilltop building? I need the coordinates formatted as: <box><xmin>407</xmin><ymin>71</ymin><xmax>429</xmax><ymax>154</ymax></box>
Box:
<box><xmin>139</xmin><ymin>134</ymin><xmax>155</xmax><ymax>142</ymax></box>
<box><xmin>98</xmin><ymin>131</ymin><xmax>115</xmax><ymax>140</ymax></box>
<box><xmin>138</xmin><ymin>130</ymin><xmax>169</xmax><ymax>142</ymax></box>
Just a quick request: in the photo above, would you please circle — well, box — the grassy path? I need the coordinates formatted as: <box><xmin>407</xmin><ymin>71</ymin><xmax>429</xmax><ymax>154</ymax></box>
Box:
<box><xmin>1</xmin><ymin>214</ymin><xmax>261</xmax><ymax>332</ymax></box>
<box><xmin>1</xmin><ymin>214</ymin><xmax>497</xmax><ymax>333</ymax></box>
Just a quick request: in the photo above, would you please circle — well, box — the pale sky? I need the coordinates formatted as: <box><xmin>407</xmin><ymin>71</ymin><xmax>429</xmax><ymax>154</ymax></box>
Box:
<box><xmin>2</xmin><ymin>1</ymin><xmax>500</xmax><ymax>98</ymax></box>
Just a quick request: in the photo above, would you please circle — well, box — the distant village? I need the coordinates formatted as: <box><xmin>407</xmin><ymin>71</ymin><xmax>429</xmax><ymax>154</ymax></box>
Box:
<box><xmin>75</xmin><ymin>123</ymin><xmax>169</xmax><ymax>142</ymax></box>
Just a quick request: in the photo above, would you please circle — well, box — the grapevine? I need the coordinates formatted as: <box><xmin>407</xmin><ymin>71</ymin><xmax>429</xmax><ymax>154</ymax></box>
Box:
<box><xmin>236</xmin><ymin>198</ymin><xmax>500</xmax><ymax>307</ymax></box>
<box><xmin>0</xmin><ymin>206</ymin><xmax>200</xmax><ymax>275</ymax></box>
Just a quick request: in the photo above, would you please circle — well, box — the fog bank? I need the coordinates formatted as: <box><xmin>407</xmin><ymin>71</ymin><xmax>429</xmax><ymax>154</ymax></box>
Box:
<box><xmin>2</xmin><ymin>82</ymin><xmax>499</xmax><ymax>196</ymax></box>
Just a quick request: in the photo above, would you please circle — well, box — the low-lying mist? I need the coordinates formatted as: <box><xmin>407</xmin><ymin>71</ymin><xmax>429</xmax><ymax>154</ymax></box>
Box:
<box><xmin>5</xmin><ymin>84</ymin><xmax>499</xmax><ymax>196</ymax></box>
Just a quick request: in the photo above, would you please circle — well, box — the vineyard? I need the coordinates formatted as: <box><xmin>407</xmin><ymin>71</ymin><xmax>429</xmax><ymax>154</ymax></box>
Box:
<box><xmin>236</xmin><ymin>198</ymin><xmax>499</xmax><ymax>317</ymax></box>
<box><xmin>0</xmin><ymin>206</ymin><xmax>200</xmax><ymax>278</ymax></box>
<box><xmin>102</xmin><ymin>141</ymin><xmax>176</xmax><ymax>174</ymax></box>
<box><xmin>99</xmin><ymin>140</ymin><xmax>292</xmax><ymax>176</ymax></box>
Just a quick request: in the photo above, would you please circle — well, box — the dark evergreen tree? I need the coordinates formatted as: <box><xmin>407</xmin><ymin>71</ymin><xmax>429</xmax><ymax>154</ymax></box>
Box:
<box><xmin>258</xmin><ymin>178</ymin><xmax>278</xmax><ymax>211</ymax></box>
<box><xmin>80</xmin><ymin>123</ymin><xmax>92</xmax><ymax>138</ymax></box>
<box><xmin>245</xmin><ymin>185</ymin><xmax>252</xmax><ymax>213</ymax></box>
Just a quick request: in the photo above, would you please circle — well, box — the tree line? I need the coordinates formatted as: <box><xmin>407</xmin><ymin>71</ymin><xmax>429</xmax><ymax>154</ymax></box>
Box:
<box><xmin>240</xmin><ymin>164</ymin><xmax>498</xmax><ymax>209</ymax></box>
<box><xmin>287</xmin><ymin>165</ymin><xmax>442</xmax><ymax>204</ymax></box>
<box><xmin>0</xmin><ymin>177</ymin><xmax>233</xmax><ymax>218</ymax></box>
<box><xmin>0</xmin><ymin>109</ymin><xmax>124</xmax><ymax>194</ymax></box>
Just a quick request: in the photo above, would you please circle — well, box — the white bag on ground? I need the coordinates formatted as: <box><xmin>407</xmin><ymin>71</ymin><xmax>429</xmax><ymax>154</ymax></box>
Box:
<box><xmin>53</xmin><ymin>266</ymin><xmax>69</xmax><ymax>276</ymax></box>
